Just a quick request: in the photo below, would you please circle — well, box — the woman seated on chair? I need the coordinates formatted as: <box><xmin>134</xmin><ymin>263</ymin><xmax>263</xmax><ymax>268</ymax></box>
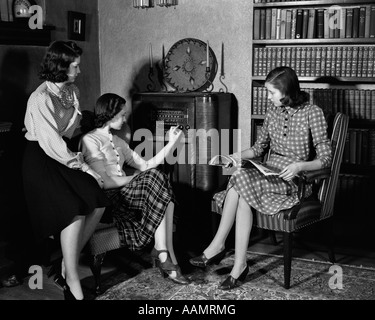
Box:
<box><xmin>80</xmin><ymin>93</ymin><xmax>189</xmax><ymax>285</ymax></box>
<box><xmin>190</xmin><ymin>66</ymin><xmax>332</xmax><ymax>290</ymax></box>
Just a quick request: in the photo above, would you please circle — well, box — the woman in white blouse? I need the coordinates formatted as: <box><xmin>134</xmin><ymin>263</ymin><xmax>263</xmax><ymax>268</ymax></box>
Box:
<box><xmin>23</xmin><ymin>41</ymin><xmax>111</xmax><ymax>300</ymax></box>
<box><xmin>81</xmin><ymin>93</ymin><xmax>189</xmax><ymax>285</ymax></box>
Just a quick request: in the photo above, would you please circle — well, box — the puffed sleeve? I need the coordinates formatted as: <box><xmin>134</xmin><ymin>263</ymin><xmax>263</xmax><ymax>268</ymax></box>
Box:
<box><xmin>80</xmin><ymin>133</ymin><xmax>107</xmax><ymax>174</ymax></box>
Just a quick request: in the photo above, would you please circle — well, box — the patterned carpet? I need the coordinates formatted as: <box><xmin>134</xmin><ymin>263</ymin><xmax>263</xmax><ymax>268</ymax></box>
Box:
<box><xmin>96</xmin><ymin>251</ymin><xmax>375</xmax><ymax>300</ymax></box>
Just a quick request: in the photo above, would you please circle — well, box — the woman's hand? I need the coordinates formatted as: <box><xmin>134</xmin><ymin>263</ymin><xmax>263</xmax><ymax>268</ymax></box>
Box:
<box><xmin>278</xmin><ymin>163</ymin><xmax>301</xmax><ymax>182</ymax></box>
<box><xmin>168</xmin><ymin>126</ymin><xmax>183</xmax><ymax>144</ymax></box>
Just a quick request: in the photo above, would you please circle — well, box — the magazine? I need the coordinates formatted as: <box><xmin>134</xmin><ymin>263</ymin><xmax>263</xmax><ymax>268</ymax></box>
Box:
<box><xmin>209</xmin><ymin>155</ymin><xmax>280</xmax><ymax>176</ymax></box>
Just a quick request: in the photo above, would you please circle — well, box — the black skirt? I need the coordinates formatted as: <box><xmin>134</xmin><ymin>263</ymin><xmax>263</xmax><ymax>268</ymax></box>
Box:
<box><xmin>22</xmin><ymin>141</ymin><xmax>111</xmax><ymax>241</ymax></box>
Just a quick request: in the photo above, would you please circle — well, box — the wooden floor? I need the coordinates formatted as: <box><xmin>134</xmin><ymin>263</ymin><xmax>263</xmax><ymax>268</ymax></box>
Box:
<box><xmin>1</xmin><ymin>229</ymin><xmax>374</xmax><ymax>300</ymax></box>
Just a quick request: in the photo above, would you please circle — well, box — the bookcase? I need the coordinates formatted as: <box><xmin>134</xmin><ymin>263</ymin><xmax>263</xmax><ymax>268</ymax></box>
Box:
<box><xmin>251</xmin><ymin>0</ymin><xmax>375</xmax><ymax>246</ymax></box>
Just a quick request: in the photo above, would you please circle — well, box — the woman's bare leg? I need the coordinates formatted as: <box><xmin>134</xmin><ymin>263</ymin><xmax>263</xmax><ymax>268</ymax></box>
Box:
<box><xmin>79</xmin><ymin>207</ymin><xmax>105</xmax><ymax>251</ymax></box>
<box><xmin>164</xmin><ymin>202</ymin><xmax>177</xmax><ymax>265</ymax></box>
<box><xmin>203</xmin><ymin>188</ymin><xmax>239</xmax><ymax>258</ymax></box>
<box><xmin>154</xmin><ymin>202</ymin><xmax>177</xmax><ymax>276</ymax></box>
<box><xmin>60</xmin><ymin>216</ymin><xmax>85</xmax><ymax>300</ymax></box>
<box><xmin>230</xmin><ymin>197</ymin><xmax>252</xmax><ymax>278</ymax></box>
<box><xmin>60</xmin><ymin>207</ymin><xmax>105</xmax><ymax>278</ymax></box>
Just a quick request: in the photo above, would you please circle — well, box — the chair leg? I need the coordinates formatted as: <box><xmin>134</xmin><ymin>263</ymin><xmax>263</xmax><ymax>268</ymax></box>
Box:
<box><xmin>89</xmin><ymin>252</ymin><xmax>106</xmax><ymax>296</ymax></box>
<box><xmin>325</xmin><ymin>217</ymin><xmax>336</xmax><ymax>263</ymax></box>
<box><xmin>283</xmin><ymin>232</ymin><xmax>293</xmax><ymax>289</ymax></box>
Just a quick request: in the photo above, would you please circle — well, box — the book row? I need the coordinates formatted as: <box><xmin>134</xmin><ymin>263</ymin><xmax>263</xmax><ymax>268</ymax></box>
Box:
<box><xmin>254</xmin><ymin>6</ymin><xmax>375</xmax><ymax>40</ymax></box>
<box><xmin>252</xmin><ymin>87</ymin><xmax>375</xmax><ymax>120</ymax></box>
<box><xmin>343</xmin><ymin>128</ymin><xmax>375</xmax><ymax>166</ymax></box>
<box><xmin>253</xmin><ymin>45</ymin><xmax>375</xmax><ymax>78</ymax></box>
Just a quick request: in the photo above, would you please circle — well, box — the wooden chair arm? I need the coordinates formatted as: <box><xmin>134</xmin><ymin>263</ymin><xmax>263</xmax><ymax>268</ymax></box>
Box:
<box><xmin>297</xmin><ymin>168</ymin><xmax>331</xmax><ymax>201</ymax></box>
<box><xmin>300</xmin><ymin>168</ymin><xmax>331</xmax><ymax>183</ymax></box>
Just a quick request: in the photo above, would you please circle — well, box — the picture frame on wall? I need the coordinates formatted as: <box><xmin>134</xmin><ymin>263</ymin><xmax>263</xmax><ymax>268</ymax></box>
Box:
<box><xmin>68</xmin><ymin>11</ymin><xmax>86</xmax><ymax>41</ymax></box>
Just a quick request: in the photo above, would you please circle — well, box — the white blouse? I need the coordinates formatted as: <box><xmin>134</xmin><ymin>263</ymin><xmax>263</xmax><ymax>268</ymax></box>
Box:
<box><xmin>81</xmin><ymin>128</ymin><xmax>147</xmax><ymax>177</ymax></box>
<box><xmin>24</xmin><ymin>81</ymin><xmax>88</xmax><ymax>171</ymax></box>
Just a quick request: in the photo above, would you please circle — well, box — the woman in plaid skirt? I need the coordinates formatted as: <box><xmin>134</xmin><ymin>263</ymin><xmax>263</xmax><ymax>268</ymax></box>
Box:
<box><xmin>190</xmin><ymin>66</ymin><xmax>332</xmax><ymax>290</ymax></box>
<box><xmin>81</xmin><ymin>93</ymin><xmax>189</xmax><ymax>285</ymax></box>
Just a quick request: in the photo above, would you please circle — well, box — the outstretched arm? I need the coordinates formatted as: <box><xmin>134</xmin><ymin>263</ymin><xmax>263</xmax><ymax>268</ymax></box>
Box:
<box><xmin>137</xmin><ymin>126</ymin><xmax>183</xmax><ymax>171</ymax></box>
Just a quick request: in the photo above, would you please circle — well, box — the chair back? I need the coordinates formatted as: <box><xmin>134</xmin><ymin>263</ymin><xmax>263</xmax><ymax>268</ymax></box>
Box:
<box><xmin>318</xmin><ymin>112</ymin><xmax>349</xmax><ymax>219</ymax></box>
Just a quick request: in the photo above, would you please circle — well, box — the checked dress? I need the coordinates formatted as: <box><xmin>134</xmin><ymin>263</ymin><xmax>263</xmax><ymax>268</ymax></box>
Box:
<box><xmin>214</xmin><ymin>103</ymin><xmax>332</xmax><ymax>215</ymax></box>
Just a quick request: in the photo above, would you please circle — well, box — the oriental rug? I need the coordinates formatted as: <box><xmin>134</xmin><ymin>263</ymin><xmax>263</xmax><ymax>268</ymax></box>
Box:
<box><xmin>96</xmin><ymin>251</ymin><xmax>375</xmax><ymax>300</ymax></box>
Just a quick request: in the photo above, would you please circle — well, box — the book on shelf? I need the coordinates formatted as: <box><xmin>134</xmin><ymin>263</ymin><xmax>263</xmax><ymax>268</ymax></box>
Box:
<box><xmin>359</xmin><ymin>6</ymin><xmax>366</xmax><ymax>38</ymax></box>
<box><xmin>302</xmin><ymin>9</ymin><xmax>309</xmax><ymax>39</ymax></box>
<box><xmin>352</xmin><ymin>7</ymin><xmax>360</xmax><ymax>39</ymax></box>
<box><xmin>265</xmin><ymin>8</ymin><xmax>272</xmax><ymax>40</ymax></box>
<box><xmin>208</xmin><ymin>155</ymin><xmax>280</xmax><ymax>177</ymax></box>
<box><xmin>253</xmin><ymin>9</ymin><xmax>260</xmax><ymax>40</ymax></box>
<box><xmin>295</xmin><ymin>9</ymin><xmax>303</xmax><ymax>39</ymax></box>
<box><xmin>291</xmin><ymin>8</ymin><xmax>297</xmax><ymax>39</ymax></box>
<box><xmin>334</xmin><ymin>8</ymin><xmax>341</xmax><ymax>38</ymax></box>
<box><xmin>346</xmin><ymin>8</ymin><xmax>353</xmax><ymax>38</ymax></box>
<box><xmin>276</xmin><ymin>8</ymin><xmax>282</xmax><ymax>39</ymax></box>
<box><xmin>260</xmin><ymin>9</ymin><xmax>266</xmax><ymax>40</ymax></box>
<box><xmin>364</xmin><ymin>5</ymin><xmax>371</xmax><ymax>38</ymax></box>
<box><xmin>370</xmin><ymin>5</ymin><xmax>375</xmax><ymax>38</ymax></box>
<box><xmin>280</xmin><ymin>9</ymin><xmax>287</xmax><ymax>40</ymax></box>
<box><xmin>271</xmin><ymin>8</ymin><xmax>277</xmax><ymax>40</ymax></box>
<box><xmin>316</xmin><ymin>9</ymin><xmax>324</xmax><ymax>39</ymax></box>
<box><xmin>323</xmin><ymin>9</ymin><xmax>330</xmax><ymax>39</ymax></box>
<box><xmin>340</xmin><ymin>8</ymin><xmax>346</xmax><ymax>38</ymax></box>
<box><xmin>307</xmin><ymin>9</ymin><xmax>315</xmax><ymax>39</ymax></box>
<box><xmin>285</xmin><ymin>9</ymin><xmax>292</xmax><ymax>39</ymax></box>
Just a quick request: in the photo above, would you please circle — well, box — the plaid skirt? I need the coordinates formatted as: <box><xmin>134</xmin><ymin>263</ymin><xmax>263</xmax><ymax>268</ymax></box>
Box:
<box><xmin>104</xmin><ymin>168</ymin><xmax>176</xmax><ymax>251</ymax></box>
<box><xmin>213</xmin><ymin>167</ymin><xmax>301</xmax><ymax>215</ymax></box>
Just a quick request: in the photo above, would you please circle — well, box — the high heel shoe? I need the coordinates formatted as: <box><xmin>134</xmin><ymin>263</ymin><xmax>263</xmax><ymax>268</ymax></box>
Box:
<box><xmin>47</xmin><ymin>258</ymin><xmax>65</xmax><ymax>291</ymax></box>
<box><xmin>151</xmin><ymin>248</ymin><xmax>190</xmax><ymax>285</ymax></box>
<box><xmin>219</xmin><ymin>265</ymin><xmax>249</xmax><ymax>291</ymax></box>
<box><xmin>63</xmin><ymin>285</ymin><xmax>77</xmax><ymax>300</ymax></box>
<box><xmin>189</xmin><ymin>249</ymin><xmax>226</xmax><ymax>268</ymax></box>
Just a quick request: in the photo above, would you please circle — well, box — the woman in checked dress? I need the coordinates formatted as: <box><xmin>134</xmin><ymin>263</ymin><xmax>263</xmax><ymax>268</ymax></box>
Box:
<box><xmin>190</xmin><ymin>66</ymin><xmax>332</xmax><ymax>290</ymax></box>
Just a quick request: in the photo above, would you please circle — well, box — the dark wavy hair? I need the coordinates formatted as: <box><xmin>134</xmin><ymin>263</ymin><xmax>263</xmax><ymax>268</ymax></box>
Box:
<box><xmin>39</xmin><ymin>41</ymin><xmax>82</xmax><ymax>82</ymax></box>
<box><xmin>94</xmin><ymin>93</ymin><xmax>126</xmax><ymax>128</ymax></box>
<box><xmin>265</xmin><ymin>66</ymin><xmax>309</xmax><ymax>108</ymax></box>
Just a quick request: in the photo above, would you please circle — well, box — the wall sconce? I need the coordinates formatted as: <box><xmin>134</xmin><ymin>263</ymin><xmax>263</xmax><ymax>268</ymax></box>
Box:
<box><xmin>133</xmin><ymin>0</ymin><xmax>178</xmax><ymax>9</ymax></box>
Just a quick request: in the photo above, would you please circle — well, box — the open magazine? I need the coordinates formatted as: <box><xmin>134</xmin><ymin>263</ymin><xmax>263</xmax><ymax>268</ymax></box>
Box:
<box><xmin>209</xmin><ymin>155</ymin><xmax>280</xmax><ymax>176</ymax></box>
